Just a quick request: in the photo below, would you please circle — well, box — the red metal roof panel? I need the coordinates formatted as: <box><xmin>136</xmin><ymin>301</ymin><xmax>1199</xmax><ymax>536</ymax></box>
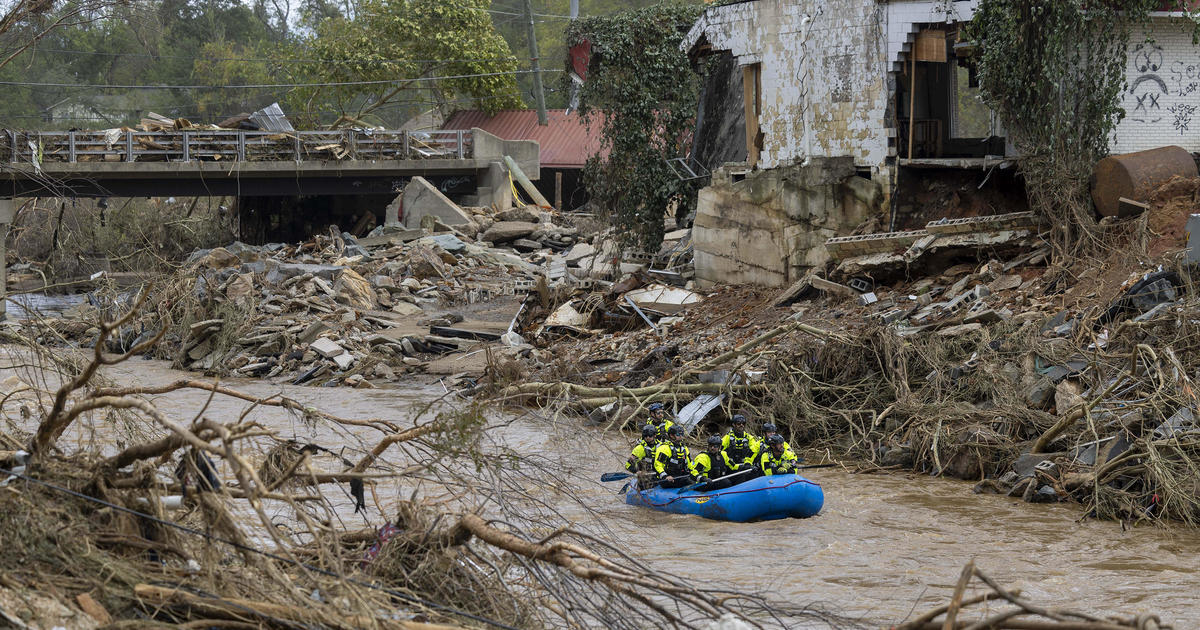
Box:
<box><xmin>441</xmin><ymin>109</ymin><xmax>604</xmax><ymax>169</ymax></box>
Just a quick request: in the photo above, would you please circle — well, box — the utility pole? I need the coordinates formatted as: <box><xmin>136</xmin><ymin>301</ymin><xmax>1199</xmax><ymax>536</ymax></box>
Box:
<box><xmin>566</xmin><ymin>0</ymin><xmax>580</xmax><ymax>113</ymax></box>
<box><xmin>523</xmin><ymin>0</ymin><xmax>549</xmax><ymax>125</ymax></box>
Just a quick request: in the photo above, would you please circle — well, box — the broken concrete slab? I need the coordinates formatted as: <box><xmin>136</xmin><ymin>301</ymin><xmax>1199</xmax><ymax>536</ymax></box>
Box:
<box><xmin>309</xmin><ymin>337</ymin><xmax>344</xmax><ymax>359</ymax></box>
<box><xmin>773</xmin><ymin>274</ymin><xmax>815</xmax><ymax>307</ymax></box>
<box><xmin>480</xmin><ymin>221</ymin><xmax>538</xmax><ymax>244</ymax></box>
<box><xmin>417</xmin><ymin>234</ymin><xmax>467</xmax><ymax>254</ymax></box>
<box><xmin>332</xmin><ymin>352</ymin><xmax>355</xmax><ymax>370</ymax></box>
<box><xmin>264</xmin><ymin>261</ymin><xmax>345</xmax><ymax>285</ymax></box>
<box><xmin>565</xmin><ymin>242</ymin><xmax>596</xmax><ymax>264</ymax></box>
<box><xmin>810</xmin><ymin>276</ymin><xmax>858</xmax><ymax>298</ymax></box>
<box><xmin>401</xmin><ymin>176</ymin><xmax>473</xmax><ymax>229</ymax></box>
<box><xmin>988</xmin><ymin>274</ymin><xmax>1023</xmax><ymax>292</ymax></box>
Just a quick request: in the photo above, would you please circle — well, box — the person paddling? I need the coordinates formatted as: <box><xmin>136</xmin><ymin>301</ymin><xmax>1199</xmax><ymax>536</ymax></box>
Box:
<box><xmin>720</xmin><ymin>414</ymin><xmax>760</xmax><ymax>472</ymax></box>
<box><xmin>757</xmin><ymin>434</ymin><xmax>800</xmax><ymax>476</ymax></box>
<box><xmin>692</xmin><ymin>435</ymin><xmax>731</xmax><ymax>482</ymax></box>
<box><xmin>626</xmin><ymin>425</ymin><xmax>658</xmax><ymax>473</ymax></box>
<box><xmin>653</xmin><ymin>425</ymin><xmax>698</xmax><ymax>488</ymax></box>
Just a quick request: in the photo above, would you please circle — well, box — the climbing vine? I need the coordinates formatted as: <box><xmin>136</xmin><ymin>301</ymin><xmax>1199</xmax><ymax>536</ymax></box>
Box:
<box><xmin>567</xmin><ymin>2</ymin><xmax>703</xmax><ymax>253</ymax></box>
<box><xmin>972</xmin><ymin>0</ymin><xmax>1197</xmax><ymax>255</ymax></box>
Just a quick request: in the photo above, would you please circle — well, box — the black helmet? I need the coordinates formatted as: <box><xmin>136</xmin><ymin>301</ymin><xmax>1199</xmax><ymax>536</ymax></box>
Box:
<box><xmin>667</xmin><ymin>425</ymin><xmax>683</xmax><ymax>437</ymax></box>
<box><xmin>732</xmin><ymin>414</ymin><xmax>747</xmax><ymax>424</ymax></box>
<box><xmin>706</xmin><ymin>435</ymin><xmax>721</xmax><ymax>447</ymax></box>
<box><xmin>648</xmin><ymin>402</ymin><xmax>665</xmax><ymax>412</ymax></box>
<box><xmin>767</xmin><ymin>434</ymin><xmax>785</xmax><ymax>446</ymax></box>
<box><xmin>762</xmin><ymin>422</ymin><xmax>777</xmax><ymax>433</ymax></box>
<box><xmin>642</xmin><ymin>425</ymin><xmax>656</xmax><ymax>438</ymax></box>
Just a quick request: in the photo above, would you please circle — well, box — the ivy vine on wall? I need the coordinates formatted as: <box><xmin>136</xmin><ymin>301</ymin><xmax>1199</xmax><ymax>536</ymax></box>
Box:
<box><xmin>566</xmin><ymin>2</ymin><xmax>703</xmax><ymax>254</ymax></box>
<box><xmin>971</xmin><ymin>0</ymin><xmax>1198</xmax><ymax>254</ymax></box>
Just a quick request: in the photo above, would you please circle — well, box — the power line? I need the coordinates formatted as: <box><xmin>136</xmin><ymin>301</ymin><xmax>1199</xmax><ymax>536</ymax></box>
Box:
<box><xmin>0</xmin><ymin>68</ymin><xmax>561</xmax><ymax>90</ymax></box>
<box><xmin>29</xmin><ymin>47</ymin><xmax>524</xmax><ymax>65</ymax></box>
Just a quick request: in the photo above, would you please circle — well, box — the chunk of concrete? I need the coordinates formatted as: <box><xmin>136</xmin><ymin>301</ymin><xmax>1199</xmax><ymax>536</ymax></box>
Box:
<box><xmin>264</xmin><ymin>261</ymin><xmax>345</xmax><ymax>285</ymax></box>
<box><xmin>310</xmin><ymin>337</ymin><xmax>344</xmax><ymax>359</ymax></box>
<box><xmin>810</xmin><ymin>276</ymin><xmax>857</xmax><ymax>298</ymax></box>
<box><xmin>480</xmin><ymin>221</ymin><xmax>537</xmax><ymax>244</ymax></box>
<box><xmin>564</xmin><ymin>242</ymin><xmax>595</xmax><ymax>264</ymax></box>
<box><xmin>401</xmin><ymin>176</ymin><xmax>473</xmax><ymax>229</ymax></box>
<box><xmin>332</xmin><ymin>352</ymin><xmax>355</xmax><ymax>370</ymax></box>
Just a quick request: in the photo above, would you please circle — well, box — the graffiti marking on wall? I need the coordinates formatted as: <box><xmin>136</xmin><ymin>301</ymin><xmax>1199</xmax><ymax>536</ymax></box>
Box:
<box><xmin>1129</xmin><ymin>74</ymin><xmax>1168</xmax><ymax>124</ymax></box>
<box><xmin>1169</xmin><ymin>102</ymin><xmax>1196</xmax><ymax>134</ymax></box>
<box><xmin>1128</xmin><ymin>43</ymin><xmax>1168</xmax><ymax>124</ymax></box>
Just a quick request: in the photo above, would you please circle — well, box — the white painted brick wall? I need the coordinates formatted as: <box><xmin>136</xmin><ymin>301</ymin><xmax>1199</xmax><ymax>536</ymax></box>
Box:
<box><xmin>684</xmin><ymin>0</ymin><xmax>890</xmax><ymax>169</ymax></box>
<box><xmin>1112</xmin><ymin>18</ymin><xmax>1200</xmax><ymax>153</ymax></box>
<box><xmin>685</xmin><ymin>1</ymin><xmax>1198</xmax><ymax>169</ymax></box>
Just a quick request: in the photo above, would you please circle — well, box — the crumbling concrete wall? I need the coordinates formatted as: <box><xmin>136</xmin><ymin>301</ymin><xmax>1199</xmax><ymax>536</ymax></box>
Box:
<box><xmin>683</xmin><ymin>0</ymin><xmax>889</xmax><ymax>171</ymax></box>
<box><xmin>692</xmin><ymin>159</ymin><xmax>879</xmax><ymax>288</ymax></box>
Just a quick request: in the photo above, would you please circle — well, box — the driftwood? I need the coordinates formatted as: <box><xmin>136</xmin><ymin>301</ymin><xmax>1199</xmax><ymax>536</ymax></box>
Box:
<box><xmin>133</xmin><ymin>584</ymin><xmax>464</xmax><ymax>630</ymax></box>
<box><xmin>894</xmin><ymin>562</ymin><xmax>1171</xmax><ymax>630</ymax></box>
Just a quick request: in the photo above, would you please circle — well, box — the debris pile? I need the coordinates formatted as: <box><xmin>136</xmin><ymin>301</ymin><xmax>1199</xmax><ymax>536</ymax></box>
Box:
<box><xmin>499</xmin><ymin>198</ymin><xmax>1200</xmax><ymax>526</ymax></box>
<box><xmin>0</xmin><ymin>301</ymin><xmax>817</xmax><ymax>630</ymax></box>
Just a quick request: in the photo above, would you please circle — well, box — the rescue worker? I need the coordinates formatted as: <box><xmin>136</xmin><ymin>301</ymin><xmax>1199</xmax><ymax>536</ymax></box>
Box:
<box><xmin>757</xmin><ymin>434</ymin><xmax>800</xmax><ymax>476</ymax></box>
<box><xmin>692</xmin><ymin>435</ymin><xmax>731</xmax><ymax>482</ymax></box>
<box><xmin>654</xmin><ymin>425</ymin><xmax>698</xmax><ymax>488</ymax></box>
<box><xmin>760</xmin><ymin>422</ymin><xmax>797</xmax><ymax>460</ymax></box>
<box><xmin>625</xmin><ymin>425</ymin><xmax>659</xmax><ymax>473</ymax></box>
<box><xmin>721</xmin><ymin>414</ymin><xmax>760</xmax><ymax>472</ymax></box>
<box><xmin>649</xmin><ymin>402</ymin><xmax>674</xmax><ymax>441</ymax></box>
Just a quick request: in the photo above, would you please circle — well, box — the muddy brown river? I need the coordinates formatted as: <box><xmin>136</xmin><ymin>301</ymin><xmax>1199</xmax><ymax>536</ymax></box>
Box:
<box><xmin>7</xmin><ymin>354</ymin><xmax>1199</xmax><ymax>627</ymax></box>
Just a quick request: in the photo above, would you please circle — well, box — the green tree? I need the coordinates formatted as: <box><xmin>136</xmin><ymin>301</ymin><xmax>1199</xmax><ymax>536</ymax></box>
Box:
<box><xmin>289</xmin><ymin>0</ymin><xmax>524</xmax><ymax>126</ymax></box>
<box><xmin>567</xmin><ymin>2</ymin><xmax>702</xmax><ymax>252</ymax></box>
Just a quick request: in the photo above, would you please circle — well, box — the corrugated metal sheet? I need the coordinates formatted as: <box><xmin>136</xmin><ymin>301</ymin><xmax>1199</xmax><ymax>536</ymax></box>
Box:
<box><xmin>249</xmin><ymin>102</ymin><xmax>295</xmax><ymax>133</ymax></box>
<box><xmin>441</xmin><ymin>109</ymin><xmax>604</xmax><ymax>169</ymax></box>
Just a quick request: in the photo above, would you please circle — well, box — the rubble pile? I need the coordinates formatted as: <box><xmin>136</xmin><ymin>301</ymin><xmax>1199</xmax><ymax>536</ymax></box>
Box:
<box><xmin>21</xmin><ymin>200</ymin><xmax>698</xmax><ymax>388</ymax></box>
<box><xmin>503</xmin><ymin>199</ymin><xmax>1200</xmax><ymax>525</ymax></box>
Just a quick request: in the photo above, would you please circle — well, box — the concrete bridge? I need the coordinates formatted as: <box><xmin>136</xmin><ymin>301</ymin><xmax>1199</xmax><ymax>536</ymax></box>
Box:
<box><xmin>0</xmin><ymin>127</ymin><xmax>537</xmax><ymax>201</ymax></box>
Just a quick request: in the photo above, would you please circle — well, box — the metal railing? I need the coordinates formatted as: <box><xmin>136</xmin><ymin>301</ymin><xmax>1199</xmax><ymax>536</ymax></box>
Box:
<box><xmin>1</xmin><ymin>129</ymin><xmax>473</xmax><ymax>164</ymax></box>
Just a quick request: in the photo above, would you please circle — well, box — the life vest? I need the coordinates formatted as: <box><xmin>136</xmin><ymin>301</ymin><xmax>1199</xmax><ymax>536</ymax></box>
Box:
<box><xmin>722</xmin><ymin>430</ymin><xmax>755</xmax><ymax>463</ymax></box>
<box><xmin>758</xmin><ymin>448</ymin><xmax>799</xmax><ymax>476</ymax></box>
<box><xmin>693</xmin><ymin>451</ymin><xmax>729</xmax><ymax>478</ymax></box>
<box><xmin>654</xmin><ymin>419</ymin><xmax>675</xmax><ymax>441</ymax></box>
<box><xmin>654</xmin><ymin>442</ymin><xmax>693</xmax><ymax>477</ymax></box>
<box><xmin>626</xmin><ymin>439</ymin><xmax>657</xmax><ymax>472</ymax></box>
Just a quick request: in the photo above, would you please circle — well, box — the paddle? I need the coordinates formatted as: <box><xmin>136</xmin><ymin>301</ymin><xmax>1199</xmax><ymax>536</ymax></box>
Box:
<box><xmin>682</xmin><ymin>467</ymin><xmax>756</xmax><ymax>493</ymax></box>
<box><xmin>601</xmin><ymin>471</ymin><xmax>634</xmax><ymax>482</ymax></box>
<box><xmin>686</xmin><ymin>463</ymin><xmax>839</xmax><ymax>493</ymax></box>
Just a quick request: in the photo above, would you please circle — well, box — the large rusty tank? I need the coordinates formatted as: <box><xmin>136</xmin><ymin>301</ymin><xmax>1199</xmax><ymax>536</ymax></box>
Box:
<box><xmin>1091</xmin><ymin>146</ymin><xmax>1198</xmax><ymax>217</ymax></box>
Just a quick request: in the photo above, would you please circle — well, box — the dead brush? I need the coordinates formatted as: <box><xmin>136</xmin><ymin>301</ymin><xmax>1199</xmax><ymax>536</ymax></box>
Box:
<box><xmin>367</xmin><ymin>501</ymin><xmax>536</xmax><ymax>628</ymax></box>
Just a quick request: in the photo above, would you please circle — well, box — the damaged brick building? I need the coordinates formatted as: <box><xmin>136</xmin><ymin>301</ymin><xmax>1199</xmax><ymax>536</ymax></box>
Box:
<box><xmin>684</xmin><ymin>0</ymin><xmax>1200</xmax><ymax>287</ymax></box>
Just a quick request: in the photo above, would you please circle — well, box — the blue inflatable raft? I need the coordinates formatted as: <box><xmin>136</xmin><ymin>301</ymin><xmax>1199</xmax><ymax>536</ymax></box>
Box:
<box><xmin>623</xmin><ymin>474</ymin><xmax>823</xmax><ymax>522</ymax></box>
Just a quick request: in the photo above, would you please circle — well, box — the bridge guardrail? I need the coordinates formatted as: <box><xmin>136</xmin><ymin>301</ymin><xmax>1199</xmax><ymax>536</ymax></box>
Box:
<box><xmin>0</xmin><ymin>129</ymin><xmax>473</xmax><ymax>164</ymax></box>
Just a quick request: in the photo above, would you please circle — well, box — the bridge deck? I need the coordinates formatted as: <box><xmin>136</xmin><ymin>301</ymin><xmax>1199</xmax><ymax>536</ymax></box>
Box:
<box><xmin>0</xmin><ymin>128</ymin><xmax>533</xmax><ymax>198</ymax></box>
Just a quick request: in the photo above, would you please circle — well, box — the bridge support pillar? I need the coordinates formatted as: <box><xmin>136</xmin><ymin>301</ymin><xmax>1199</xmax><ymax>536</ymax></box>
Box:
<box><xmin>474</xmin><ymin>161</ymin><xmax>512</xmax><ymax>210</ymax></box>
<box><xmin>0</xmin><ymin>199</ymin><xmax>12</xmax><ymax>320</ymax></box>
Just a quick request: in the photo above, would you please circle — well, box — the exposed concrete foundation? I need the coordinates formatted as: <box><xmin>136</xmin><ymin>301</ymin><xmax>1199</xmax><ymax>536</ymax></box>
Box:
<box><xmin>692</xmin><ymin>158</ymin><xmax>882</xmax><ymax>288</ymax></box>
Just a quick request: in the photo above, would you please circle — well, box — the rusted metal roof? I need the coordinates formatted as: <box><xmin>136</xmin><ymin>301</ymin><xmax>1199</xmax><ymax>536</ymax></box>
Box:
<box><xmin>441</xmin><ymin>109</ymin><xmax>604</xmax><ymax>169</ymax></box>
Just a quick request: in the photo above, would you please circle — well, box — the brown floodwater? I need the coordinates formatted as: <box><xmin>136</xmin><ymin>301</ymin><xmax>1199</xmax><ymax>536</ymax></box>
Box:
<box><xmin>6</xmin><ymin>353</ymin><xmax>1200</xmax><ymax>627</ymax></box>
